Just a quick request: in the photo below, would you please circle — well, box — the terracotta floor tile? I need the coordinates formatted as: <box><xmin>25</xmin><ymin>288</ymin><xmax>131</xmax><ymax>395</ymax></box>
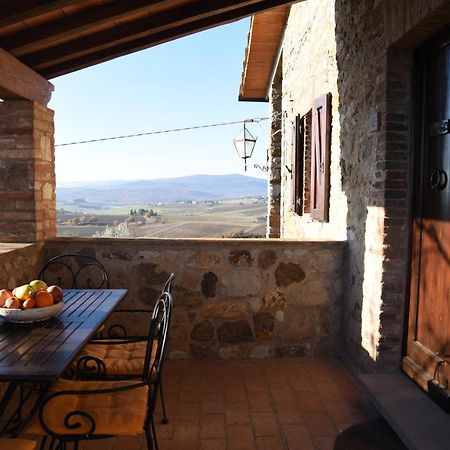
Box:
<box><xmin>313</xmin><ymin>436</ymin><xmax>337</xmax><ymax>450</ymax></box>
<box><xmin>255</xmin><ymin>435</ymin><xmax>285</xmax><ymax>450</ymax></box>
<box><xmin>170</xmin><ymin>425</ymin><xmax>199</xmax><ymax>450</ymax></box>
<box><xmin>323</xmin><ymin>400</ymin><xmax>357</xmax><ymax>426</ymax></box>
<box><xmin>248</xmin><ymin>391</ymin><xmax>274</xmax><ymax>412</ymax></box>
<box><xmin>226</xmin><ymin>401</ymin><xmax>250</xmax><ymax>424</ymax></box>
<box><xmin>200</xmin><ymin>413</ymin><xmax>226</xmax><ymax>439</ymax></box>
<box><xmin>15</xmin><ymin>358</ymin><xmax>383</xmax><ymax>450</ymax></box>
<box><xmin>274</xmin><ymin>400</ymin><xmax>304</xmax><ymax>424</ymax></box>
<box><xmin>251</xmin><ymin>411</ymin><xmax>280</xmax><ymax>437</ymax></box>
<box><xmin>303</xmin><ymin>411</ymin><xmax>337</xmax><ymax>438</ymax></box>
<box><xmin>270</xmin><ymin>385</ymin><xmax>295</xmax><ymax>402</ymax></box>
<box><xmin>200</xmin><ymin>438</ymin><xmax>227</xmax><ymax>450</ymax></box>
<box><xmin>174</xmin><ymin>402</ymin><xmax>200</xmax><ymax>425</ymax></box>
<box><xmin>297</xmin><ymin>391</ymin><xmax>324</xmax><ymax>412</ymax></box>
<box><xmin>227</xmin><ymin>424</ymin><xmax>256</xmax><ymax>450</ymax></box>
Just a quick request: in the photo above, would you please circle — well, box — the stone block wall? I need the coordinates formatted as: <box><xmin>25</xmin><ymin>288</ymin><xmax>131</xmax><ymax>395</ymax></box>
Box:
<box><xmin>271</xmin><ymin>0</ymin><xmax>449</xmax><ymax>371</ymax></box>
<box><xmin>277</xmin><ymin>0</ymin><xmax>347</xmax><ymax>241</ymax></box>
<box><xmin>0</xmin><ymin>243</ymin><xmax>43</xmax><ymax>288</ymax></box>
<box><xmin>42</xmin><ymin>238</ymin><xmax>345</xmax><ymax>360</ymax></box>
<box><xmin>0</xmin><ymin>99</ymin><xmax>56</xmax><ymax>242</ymax></box>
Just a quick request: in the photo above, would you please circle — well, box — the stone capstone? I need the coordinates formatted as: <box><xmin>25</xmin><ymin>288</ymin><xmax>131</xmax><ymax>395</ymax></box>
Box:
<box><xmin>275</xmin><ymin>262</ymin><xmax>306</xmax><ymax>287</ymax></box>
<box><xmin>201</xmin><ymin>271</ymin><xmax>218</xmax><ymax>298</ymax></box>
<box><xmin>191</xmin><ymin>320</ymin><xmax>214</xmax><ymax>342</ymax></box>
<box><xmin>217</xmin><ymin>320</ymin><xmax>254</xmax><ymax>344</ymax></box>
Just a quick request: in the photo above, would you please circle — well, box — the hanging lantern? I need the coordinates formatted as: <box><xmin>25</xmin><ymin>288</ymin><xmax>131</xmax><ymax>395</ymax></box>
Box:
<box><xmin>233</xmin><ymin>122</ymin><xmax>257</xmax><ymax>171</ymax></box>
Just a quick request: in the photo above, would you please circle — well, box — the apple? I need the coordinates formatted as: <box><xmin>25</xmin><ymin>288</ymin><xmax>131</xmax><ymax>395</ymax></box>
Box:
<box><xmin>29</xmin><ymin>279</ymin><xmax>48</xmax><ymax>295</ymax></box>
<box><xmin>47</xmin><ymin>285</ymin><xmax>63</xmax><ymax>303</ymax></box>
<box><xmin>12</xmin><ymin>284</ymin><xmax>32</xmax><ymax>301</ymax></box>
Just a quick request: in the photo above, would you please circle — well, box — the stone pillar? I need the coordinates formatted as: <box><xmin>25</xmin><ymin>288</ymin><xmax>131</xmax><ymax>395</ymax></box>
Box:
<box><xmin>0</xmin><ymin>99</ymin><xmax>56</xmax><ymax>242</ymax></box>
<box><xmin>267</xmin><ymin>67</ymin><xmax>282</xmax><ymax>238</ymax></box>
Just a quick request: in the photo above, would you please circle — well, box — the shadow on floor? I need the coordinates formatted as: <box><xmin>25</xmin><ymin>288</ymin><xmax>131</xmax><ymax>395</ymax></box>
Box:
<box><xmin>334</xmin><ymin>417</ymin><xmax>407</xmax><ymax>450</ymax></box>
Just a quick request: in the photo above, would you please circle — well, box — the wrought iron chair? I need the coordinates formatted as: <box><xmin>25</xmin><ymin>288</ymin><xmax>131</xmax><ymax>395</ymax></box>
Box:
<box><xmin>26</xmin><ymin>291</ymin><xmax>172</xmax><ymax>450</ymax></box>
<box><xmin>38</xmin><ymin>254</ymin><xmax>109</xmax><ymax>289</ymax></box>
<box><xmin>72</xmin><ymin>273</ymin><xmax>174</xmax><ymax>424</ymax></box>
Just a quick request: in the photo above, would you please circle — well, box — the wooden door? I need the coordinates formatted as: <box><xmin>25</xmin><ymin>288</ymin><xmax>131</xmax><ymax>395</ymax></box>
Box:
<box><xmin>404</xmin><ymin>28</ymin><xmax>450</xmax><ymax>390</ymax></box>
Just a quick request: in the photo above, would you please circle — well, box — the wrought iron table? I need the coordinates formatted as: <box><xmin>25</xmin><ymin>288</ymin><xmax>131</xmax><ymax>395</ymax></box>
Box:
<box><xmin>0</xmin><ymin>289</ymin><xmax>128</xmax><ymax>435</ymax></box>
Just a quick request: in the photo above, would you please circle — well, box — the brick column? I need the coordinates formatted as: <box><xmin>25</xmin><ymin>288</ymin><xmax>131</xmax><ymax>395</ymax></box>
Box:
<box><xmin>0</xmin><ymin>99</ymin><xmax>56</xmax><ymax>242</ymax></box>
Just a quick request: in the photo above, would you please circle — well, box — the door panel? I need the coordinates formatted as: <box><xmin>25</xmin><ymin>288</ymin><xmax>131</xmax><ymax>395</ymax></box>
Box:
<box><xmin>405</xmin><ymin>28</ymin><xmax>450</xmax><ymax>389</ymax></box>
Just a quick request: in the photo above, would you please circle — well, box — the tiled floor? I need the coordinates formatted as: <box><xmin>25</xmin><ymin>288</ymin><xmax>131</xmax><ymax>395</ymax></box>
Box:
<box><xmin>18</xmin><ymin>358</ymin><xmax>378</xmax><ymax>450</ymax></box>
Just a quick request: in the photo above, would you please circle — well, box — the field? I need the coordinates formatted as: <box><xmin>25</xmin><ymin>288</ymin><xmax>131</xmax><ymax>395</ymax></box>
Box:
<box><xmin>57</xmin><ymin>198</ymin><xmax>267</xmax><ymax>239</ymax></box>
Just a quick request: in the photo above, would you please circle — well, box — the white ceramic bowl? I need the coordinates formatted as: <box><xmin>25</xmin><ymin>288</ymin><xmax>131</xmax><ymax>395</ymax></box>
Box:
<box><xmin>0</xmin><ymin>302</ymin><xmax>64</xmax><ymax>323</ymax></box>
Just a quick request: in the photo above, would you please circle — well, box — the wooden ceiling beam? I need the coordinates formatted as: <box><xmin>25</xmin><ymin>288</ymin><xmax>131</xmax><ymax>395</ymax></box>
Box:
<box><xmin>22</xmin><ymin>0</ymin><xmax>295</xmax><ymax>73</ymax></box>
<box><xmin>2</xmin><ymin>0</ymin><xmax>176</xmax><ymax>57</ymax></box>
<box><xmin>0</xmin><ymin>48</ymin><xmax>53</xmax><ymax>105</ymax></box>
<box><xmin>0</xmin><ymin>0</ymin><xmax>81</xmax><ymax>28</ymax></box>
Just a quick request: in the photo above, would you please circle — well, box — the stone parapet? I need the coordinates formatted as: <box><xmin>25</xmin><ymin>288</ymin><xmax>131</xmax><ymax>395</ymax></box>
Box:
<box><xmin>41</xmin><ymin>237</ymin><xmax>346</xmax><ymax>360</ymax></box>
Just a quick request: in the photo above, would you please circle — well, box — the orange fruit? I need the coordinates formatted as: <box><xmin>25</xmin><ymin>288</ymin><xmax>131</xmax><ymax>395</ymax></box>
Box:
<box><xmin>22</xmin><ymin>298</ymin><xmax>36</xmax><ymax>310</ymax></box>
<box><xmin>34</xmin><ymin>290</ymin><xmax>54</xmax><ymax>308</ymax></box>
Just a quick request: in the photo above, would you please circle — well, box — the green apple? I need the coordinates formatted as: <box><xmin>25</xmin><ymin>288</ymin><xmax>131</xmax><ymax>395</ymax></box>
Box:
<box><xmin>12</xmin><ymin>284</ymin><xmax>32</xmax><ymax>301</ymax></box>
<box><xmin>29</xmin><ymin>279</ymin><xmax>48</xmax><ymax>295</ymax></box>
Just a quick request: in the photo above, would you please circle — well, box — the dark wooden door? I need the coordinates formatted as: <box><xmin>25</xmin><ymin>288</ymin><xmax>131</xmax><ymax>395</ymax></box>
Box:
<box><xmin>404</xmin><ymin>28</ymin><xmax>450</xmax><ymax>390</ymax></box>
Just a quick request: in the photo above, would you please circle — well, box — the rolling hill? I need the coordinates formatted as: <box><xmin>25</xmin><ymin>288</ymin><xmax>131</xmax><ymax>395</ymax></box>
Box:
<box><xmin>57</xmin><ymin>174</ymin><xmax>267</xmax><ymax>205</ymax></box>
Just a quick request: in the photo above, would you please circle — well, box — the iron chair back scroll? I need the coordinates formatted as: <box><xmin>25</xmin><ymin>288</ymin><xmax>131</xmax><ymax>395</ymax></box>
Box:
<box><xmin>39</xmin><ymin>254</ymin><xmax>109</xmax><ymax>289</ymax></box>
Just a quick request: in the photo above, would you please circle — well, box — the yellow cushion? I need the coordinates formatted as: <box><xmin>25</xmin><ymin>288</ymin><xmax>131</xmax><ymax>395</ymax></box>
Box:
<box><xmin>0</xmin><ymin>438</ymin><xmax>36</xmax><ymax>450</ymax></box>
<box><xmin>75</xmin><ymin>341</ymin><xmax>157</xmax><ymax>376</ymax></box>
<box><xmin>27</xmin><ymin>379</ymin><xmax>148</xmax><ymax>436</ymax></box>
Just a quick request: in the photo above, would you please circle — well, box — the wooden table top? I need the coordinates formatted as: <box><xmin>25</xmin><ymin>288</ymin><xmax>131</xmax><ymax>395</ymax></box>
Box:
<box><xmin>0</xmin><ymin>289</ymin><xmax>127</xmax><ymax>381</ymax></box>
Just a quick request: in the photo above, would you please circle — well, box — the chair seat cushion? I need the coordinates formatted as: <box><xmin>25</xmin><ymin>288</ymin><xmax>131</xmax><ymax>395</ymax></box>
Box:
<box><xmin>75</xmin><ymin>340</ymin><xmax>155</xmax><ymax>376</ymax></box>
<box><xmin>27</xmin><ymin>379</ymin><xmax>148</xmax><ymax>436</ymax></box>
<box><xmin>0</xmin><ymin>438</ymin><xmax>36</xmax><ymax>450</ymax></box>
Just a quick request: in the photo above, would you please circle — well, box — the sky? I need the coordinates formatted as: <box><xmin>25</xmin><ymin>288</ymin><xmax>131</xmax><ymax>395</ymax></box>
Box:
<box><xmin>49</xmin><ymin>18</ymin><xmax>270</xmax><ymax>183</ymax></box>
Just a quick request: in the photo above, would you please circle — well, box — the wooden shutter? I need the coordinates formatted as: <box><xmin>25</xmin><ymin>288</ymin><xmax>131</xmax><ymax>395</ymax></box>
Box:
<box><xmin>310</xmin><ymin>93</ymin><xmax>331</xmax><ymax>221</ymax></box>
<box><xmin>292</xmin><ymin>114</ymin><xmax>304</xmax><ymax>215</ymax></box>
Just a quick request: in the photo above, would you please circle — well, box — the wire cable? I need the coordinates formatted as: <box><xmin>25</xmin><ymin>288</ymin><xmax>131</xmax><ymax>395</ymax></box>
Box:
<box><xmin>55</xmin><ymin>117</ymin><xmax>270</xmax><ymax>147</ymax></box>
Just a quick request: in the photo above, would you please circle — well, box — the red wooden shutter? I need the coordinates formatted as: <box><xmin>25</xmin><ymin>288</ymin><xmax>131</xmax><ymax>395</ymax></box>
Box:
<box><xmin>310</xmin><ymin>93</ymin><xmax>331</xmax><ymax>221</ymax></box>
<box><xmin>293</xmin><ymin>114</ymin><xmax>304</xmax><ymax>215</ymax></box>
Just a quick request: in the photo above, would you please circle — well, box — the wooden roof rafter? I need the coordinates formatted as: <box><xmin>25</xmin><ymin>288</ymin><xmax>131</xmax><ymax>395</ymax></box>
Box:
<box><xmin>0</xmin><ymin>0</ymin><xmax>298</xmax><ymax>80</ymax></box>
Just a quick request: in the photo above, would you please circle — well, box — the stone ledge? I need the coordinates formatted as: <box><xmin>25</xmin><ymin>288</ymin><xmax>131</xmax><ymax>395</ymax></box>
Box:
<box><xmin>0</xmin><ymin>242</ymin><xmax>33</xmax><ymax>255</ymax></box>
<box><xmin>359</xmin><ymin>371</ymin><xmax>450</xmax><ymax>450</ymax></box>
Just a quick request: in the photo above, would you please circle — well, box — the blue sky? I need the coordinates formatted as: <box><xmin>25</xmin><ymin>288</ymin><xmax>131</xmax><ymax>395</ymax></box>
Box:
<box><xmin>49</xmin><ymin>18</ymin><xmax>269</xmax><ymax>183</ymax></box>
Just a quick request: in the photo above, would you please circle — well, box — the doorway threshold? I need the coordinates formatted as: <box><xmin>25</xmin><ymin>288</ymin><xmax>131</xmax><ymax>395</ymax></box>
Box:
<box><xmin>359</xmin><ymin>371</ymin><xmax>450</xmax><ymax>450</ymax></box>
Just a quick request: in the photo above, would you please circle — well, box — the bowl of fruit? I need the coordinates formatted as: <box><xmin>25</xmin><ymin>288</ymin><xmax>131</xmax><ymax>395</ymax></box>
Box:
<box><xmin>0</xmin><ymin>280</ymin><xmax>64</xmax><ymax>323</ymax></box>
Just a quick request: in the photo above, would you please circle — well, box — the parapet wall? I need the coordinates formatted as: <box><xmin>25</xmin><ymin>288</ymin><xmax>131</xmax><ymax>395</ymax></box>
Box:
<box><xmin>39</xmin><ymin>238</ymin><xmax>346</xmax><ymax>360</ymax></box>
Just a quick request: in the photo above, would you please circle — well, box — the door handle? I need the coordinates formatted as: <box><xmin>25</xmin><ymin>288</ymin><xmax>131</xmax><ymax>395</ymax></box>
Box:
<box><xmin>430</xmin><ymin>168</ymin><xmax>448</xmax><ymax>190</ymax></box>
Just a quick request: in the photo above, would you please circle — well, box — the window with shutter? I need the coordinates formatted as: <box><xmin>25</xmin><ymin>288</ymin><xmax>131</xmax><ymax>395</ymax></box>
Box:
<box><xmin>292</xmin><ymin>114</ymin><xmax>304</xmax><ymax>215</ymax></box>
<box><xmin>310</xmin><ymin>93</ymin><xmax>332</xmax><ymax>222</ymax></box>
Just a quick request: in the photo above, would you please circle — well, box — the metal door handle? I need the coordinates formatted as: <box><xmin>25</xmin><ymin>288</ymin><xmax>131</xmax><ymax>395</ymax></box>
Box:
<box><xmin>430</xmin><ymin>168</ymin><xmax>448</xmax><ymax>190</ymax></box>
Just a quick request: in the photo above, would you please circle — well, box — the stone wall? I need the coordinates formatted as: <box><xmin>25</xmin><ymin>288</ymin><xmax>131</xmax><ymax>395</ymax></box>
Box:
<box><xmin>0</xmin><ymin>243</ymin><xmax>43</xmax><ymax>288</ymax></box>
<box><xmin>42</xmin><ymin>238</ymin><xmax>345</xmax><ymax>360</ymax></box>
<box><xmin>277</xmin><ymin>0</ymin><xmax>347</xmax><ymax>241</ymax></box>
<box><xmin>0</xmin><ymin>100</ymin><xmax>56</xmax><ymax>242</ymax></box>
<box><xmin>272</xmin><ymin>0</ymin><xmax>449</xmax><ymax>370</ymax></box>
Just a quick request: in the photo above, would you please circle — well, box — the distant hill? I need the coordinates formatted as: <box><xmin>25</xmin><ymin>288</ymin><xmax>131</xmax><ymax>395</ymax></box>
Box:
<box><xmin>57</xmin><ymin>174</ymin><xmax>267</xmax><ymax>205</ymax></box>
